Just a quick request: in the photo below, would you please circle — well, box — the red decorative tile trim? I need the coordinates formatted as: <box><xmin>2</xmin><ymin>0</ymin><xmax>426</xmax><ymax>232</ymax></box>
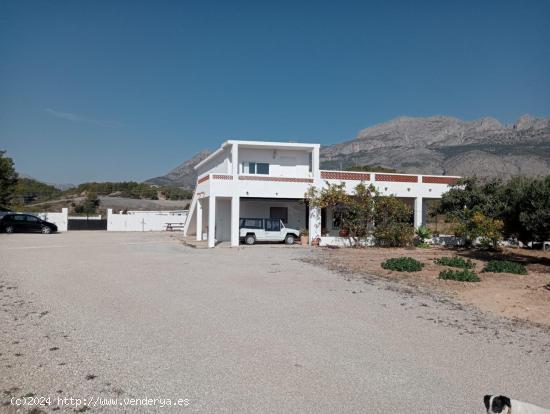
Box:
<box><xmin>238</xmin><ymin>175</ymin><xmax>313</xmax><ymax>183</ymax></box>
<box><xmin>422</xmin><ymin>176</ymin><xmax>459</xmax><ymax>185</ymax></box>
<box><xmin>212</xmin><ymin>174</ymin><xmax>233</xmax><ymax>180</ymax></box>
<box><xmin>375</xmin><ymin>174</ymin><xmax>418</xmax><ymax>183</ymax></box>
<box><xmin>197</xmin><ymin>175</ymin><xmax>209</xmax><ymax>184</ymax></box>
<box><xmin>321</xmin><ymin>171</ymin><xmax>370</xmax><ymax>180</ymax></box>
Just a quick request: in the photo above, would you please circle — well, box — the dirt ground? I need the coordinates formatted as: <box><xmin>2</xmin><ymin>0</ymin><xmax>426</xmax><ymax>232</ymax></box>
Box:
<box><xmin>312</xmin><ymin>245</ymin><xmax>550</xmax><ymax>327</ymax></box>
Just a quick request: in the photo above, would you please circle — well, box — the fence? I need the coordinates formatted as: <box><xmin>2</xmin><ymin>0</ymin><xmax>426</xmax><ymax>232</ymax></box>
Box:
<box><xmin>67</xmin><ymin>215</ymin><xmax>107</xmax><ymax>230</ymax></box>
<box><xmin>107</xmin><ymin>209</ymin><xmax>188</xmax><ymax>232</ymax></box>
<box><xmin>36</xmin><ymin>208</ymin><xmax>69</xmax><ymax>232</ymax></box>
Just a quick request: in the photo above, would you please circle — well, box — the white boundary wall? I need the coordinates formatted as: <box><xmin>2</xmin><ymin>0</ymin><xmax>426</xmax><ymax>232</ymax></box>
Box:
<box><xmin>36</xmin><ymin>208</ymin><xmax>68</xmax><ymax>232</ymax></box>
<box><xmin>107</xmin><ymin>209</ymin><xmax>188</xmax><ymax>232</ymax></box>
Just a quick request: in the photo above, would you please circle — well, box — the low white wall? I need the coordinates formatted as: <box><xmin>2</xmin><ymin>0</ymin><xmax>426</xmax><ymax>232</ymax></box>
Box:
<box><xmin>319</xmin><ymin>236</ymin><xmax>374</xmax><ymax>247</ymax></box>
<box><xmin>36</xmin><ymin>208</ymin><xmax>68</xmax><ymax>232</ymax></box>
<box><xmin>107</xmin><ymin>209</ymin><xmax>188</xmax><ymax>232</ymax></box>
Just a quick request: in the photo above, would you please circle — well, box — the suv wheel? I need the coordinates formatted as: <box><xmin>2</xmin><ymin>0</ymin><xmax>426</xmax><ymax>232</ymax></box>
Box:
<box><xmin>5</xmin><ymin>225</ymin><xmax>14</xmax><ymax>234</ymax></box>
<box><xmin>41</xmin><ymin>226</ymin><xmax>52</xmax><ymax>234</ymax></box>
<box><xmin>285</xmin><ymin>234</ymin><xmax>296</xmax><ymax>245</ymax></box>
<box><xmin>245</xmin><ymin>234</ymin><xmax>256</xmax><ymax>245</ymax></box>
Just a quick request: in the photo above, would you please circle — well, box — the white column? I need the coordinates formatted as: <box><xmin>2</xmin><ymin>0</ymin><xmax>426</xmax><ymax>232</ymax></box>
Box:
<box><xmin>208</xmin><ymin>196</ymin><xmax>216</xmax><ymax>248</ymax></box>
<box><xmin>414</xmin><ymin>197</ymin><xmax>423</xmax><ymax>229</ymax></box>
<box><xmin>312</xmin><ymin>145</ymin><xmax>320</xmax><ymax>178</ymax></box>
<box><xmin>308</xmin><ymin>206</ymin><xmax>321</xmax><ymax>243</ymax></box>
<box><xmin>196</xmin><ymin>199</ymin><xmax>203</xmax><ymax>241</ymax></box>
<box><xmin>61</xmin><ymin>207</ymin><xmax>69</xmax><ymax>232</ymax></box>
<box><xmin>231</xmin><ymin>143</ymin><xmax>239</xmax><ymax>176</ymax></box>
<box><xmin>231</xmin><ymin>196</ymin><xmax>240</xmax><ymax>247</ymax></box>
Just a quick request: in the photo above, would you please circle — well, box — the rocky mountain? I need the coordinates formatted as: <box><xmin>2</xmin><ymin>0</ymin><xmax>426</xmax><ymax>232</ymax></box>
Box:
<box><xmin>320</xmin><ymin>115</ymin><xmax>550</xmax><ymax>178</ymax></box>
<box><xmin>145</xmin><ymin>149</ymin><xmax>211</xmax><ymax>189</ymax></box>
<box><xmin>146</xmin><ymin>115</ymin><xmax>550</xmax><ymax>187</ymax></box>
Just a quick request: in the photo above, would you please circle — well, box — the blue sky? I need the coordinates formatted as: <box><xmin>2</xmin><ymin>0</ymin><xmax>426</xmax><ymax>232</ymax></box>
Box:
<box><xmin>1</xmin><ymin>0</ymin><xmax>549</xmax><ymax>184</ymax></box>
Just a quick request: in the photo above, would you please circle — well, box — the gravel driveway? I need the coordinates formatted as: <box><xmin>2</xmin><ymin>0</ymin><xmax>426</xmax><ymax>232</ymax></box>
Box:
<box><xmin>1</xmin><ymin>232</ymin><xmax>549</xmax><ymax>413</ymax></box>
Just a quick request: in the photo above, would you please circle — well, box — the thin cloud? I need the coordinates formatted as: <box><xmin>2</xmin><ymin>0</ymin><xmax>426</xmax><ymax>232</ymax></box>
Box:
<box><xmin>44</xmin><ymin>108</ymin><xmax>126</xmax><ymax>127</ymax></box>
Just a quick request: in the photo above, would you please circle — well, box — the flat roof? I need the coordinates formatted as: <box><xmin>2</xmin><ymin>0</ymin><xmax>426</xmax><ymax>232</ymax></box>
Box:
<box><xmin>227</xmin><ymin>140</ymin><xmax>318</xmax><ymax>149</ymax></box>
<box><xmin>194</xmin><ymin>140</ymin><xmax>319</xmax><ymax>170</ymax></box>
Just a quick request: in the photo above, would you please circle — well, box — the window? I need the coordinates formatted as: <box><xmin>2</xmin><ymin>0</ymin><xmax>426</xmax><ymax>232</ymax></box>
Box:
<box><xmin>265</xmin><ymin>219</ymin><xmax>281</xmax><ymax>231</ymax></box>
<box><xmin>26</xmin><ymin>216</ymin><xmax>39</xmax><ymax>222</ymax></box>
<box><xmin>256</xmin><ymin>163</ymin><xmax>269</xmax><ymax>174</ymax></box>
<box><xmin>14</xmin><ymin>215</ymin><xmax>26</xmax><ymax>221</ymax></box>
<box><xmin>270</xmin><ymin>207</ymin><xmax>288</xmax><ymax>224</ymax></box>
<box><xmin>243</xmin><ymin>162</ymin><xmax>269</xmax><ymax>175</ymax></box>
<box><xmin>240</xmin><ymin>218</ymin><xmax>263</xmax><ymax>229</ymax></box>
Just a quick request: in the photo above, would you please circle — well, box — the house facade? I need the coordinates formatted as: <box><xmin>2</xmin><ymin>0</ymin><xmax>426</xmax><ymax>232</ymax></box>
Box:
<box><xmin>183</xmin><ymin>140</ymin><xmax>460</xmax><ymax>247</ymax></box>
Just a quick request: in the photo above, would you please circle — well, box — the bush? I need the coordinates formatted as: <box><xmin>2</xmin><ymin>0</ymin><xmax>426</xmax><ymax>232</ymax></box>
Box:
<box><xmin>438</xmin><ymin>269</ymin><xmax>480</xmax><ymax>282</ymax></box>
<box><xmin>374</xmin><ymin>222</ymin><xmax>415</xmax><ymax>247</ymax></box>
<box><xmin>373</xmin><ymin>196</ymin><xmax>414</xmax><ymax>247</ymax></box>
<box><xmin>437</xmin><ymin>176</ymin><xmax>550</xmax><ymax>245</ymax></box>
<box><xmin>434</xmin><ymin>256</ymin><xmax>475</xmax><ymax>269</ymax></box>
<box><xmin>381</xmin><ymin>257</ymin><xmax>423</xmax><ymax>272</ymax></box>
<box><xmin>482</xmin><ymin>260</ymin><xmax>527</xmax><ymax>275</ymax></box>
<box><xmin>451</xmin><ymin>210</ymin><xmax>503</xmax><ymax>249</ymax></box>
<box><xmin>415</xmin><ymin>225</ymin><xmax>432</xmax><ymax>244</ymax></box>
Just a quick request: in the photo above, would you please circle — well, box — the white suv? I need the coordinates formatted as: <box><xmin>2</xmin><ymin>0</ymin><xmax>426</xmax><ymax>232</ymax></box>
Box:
<box><xmin>239</xmin><ymin>218</ymin><xmax>299</xmax><ymax>245</ymax></box>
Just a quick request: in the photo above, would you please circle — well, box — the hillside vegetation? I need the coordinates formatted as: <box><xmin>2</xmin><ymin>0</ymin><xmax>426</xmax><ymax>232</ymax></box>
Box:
<box><xmin>9</xmin><ymin>178</ymin><xmax>192</xmax><ymax>213</ymax></box>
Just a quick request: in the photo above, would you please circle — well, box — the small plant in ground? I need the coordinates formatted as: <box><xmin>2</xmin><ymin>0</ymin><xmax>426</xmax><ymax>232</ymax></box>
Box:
<box><xmin>381</xmin><ymin>257</ymin><xmax>423</xmax><ymax>272</ymax></box>
<box><xmin>482</xmin><ymin>260</ymin><xmax>527</xmax><ymax>275</ymax></box>
<box><xmin>415</xmin><ymin>225</ymin><xmax>432</xmax><ymax>247</ymax></box>
<box><xmin>438</xmin><ymin>269</ymin><xmax>480</xmax><ymax>282</ymax></box>
<box><xmin>434</xmin><ymin>256</ymin><xmax>475</xmax><ymax>269</ymax></box>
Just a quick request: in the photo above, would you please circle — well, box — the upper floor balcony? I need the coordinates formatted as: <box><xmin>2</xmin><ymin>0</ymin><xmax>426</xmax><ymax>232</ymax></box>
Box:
<box><xmin>195</xmin><ymin>169</ymin><xmax>460</xmax><ymax>200</ymax></box>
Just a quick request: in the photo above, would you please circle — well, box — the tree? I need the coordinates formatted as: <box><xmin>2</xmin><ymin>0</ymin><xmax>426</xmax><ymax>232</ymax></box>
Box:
<box><xmin>451</xmin><ymin>210</ymin><xmax>503</xmax><ymax>249</ymax></box>
<box><xmin>74</xmin><ymin>192</ymin><xmax>100</xmax><ymax>215</ymax></box>
<box><xmin>512</xmin><ymin>176</ymin><xmax>550</xmax><ymax>243</ymax></box>
<box><xmin>12</xmin><ymin>178</ymin><xmax>61</xmax><ymax>206</ymax></box>
<box><xmin>372</xmin><ymin>195</ymin><xmax>414</xmax><ymax>247</ymax></box>
<box><xmin>0</xmin><ymin>151</ymin><xmax>18</xmax><ymax>208</ymax></box>
<box><xmin>305</xmin><ymin>182</ymin><xmax>415</xmax><ymax>247</ymax></box>
<box><xmin>436</xmin><ymin>177</ymin><xmax>502</xmax><ymax>222</ymax></box>
<box><xmin>437</xmin><ymin>176</ymin><xmax>550</xmax><ymax>245</ymax></box>
<box><xmin>306</xmin><ymin>182</ymin><xmax>375</xmax><ymax>242</ymax></box>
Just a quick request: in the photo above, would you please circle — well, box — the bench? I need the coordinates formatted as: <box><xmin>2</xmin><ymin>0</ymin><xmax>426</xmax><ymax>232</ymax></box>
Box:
<box><xmin>165</xmin><ymin>223</ymin><xmax>185</xmax><ymax>232</ymax></box>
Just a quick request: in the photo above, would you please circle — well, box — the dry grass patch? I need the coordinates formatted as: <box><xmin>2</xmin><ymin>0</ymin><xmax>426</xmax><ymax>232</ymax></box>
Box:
<box><xmin>313</xmin><ymin>245</ymin><xmax>550</xmax><ymax>326</ymax></box>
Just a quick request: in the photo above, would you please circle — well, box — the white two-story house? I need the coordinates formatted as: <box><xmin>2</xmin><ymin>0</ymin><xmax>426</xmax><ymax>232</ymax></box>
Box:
<box><xmin>183</xmin><ymin>140</ymin><xmax>460</xmax><ymax>247</ymax></box>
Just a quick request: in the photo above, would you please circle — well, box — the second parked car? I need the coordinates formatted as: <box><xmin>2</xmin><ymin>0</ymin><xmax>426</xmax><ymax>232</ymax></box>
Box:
<box><xmin>0</xmin><ymin>213</ymin><xmax>58</xmax><ymax>234</ymax></box>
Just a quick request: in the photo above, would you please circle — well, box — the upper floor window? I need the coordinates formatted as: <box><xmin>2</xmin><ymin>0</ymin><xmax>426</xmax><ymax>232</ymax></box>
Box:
<box><xmin>243</xmin><ymin>162</ymin><xmax>269</xmax><ymax>175</ymax></box>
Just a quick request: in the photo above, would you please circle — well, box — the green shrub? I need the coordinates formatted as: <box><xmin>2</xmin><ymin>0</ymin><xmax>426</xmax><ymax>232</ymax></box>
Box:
<box><xmin>482</xmin><ymin>260</ymin><xmax>527</xmax><ymax>275</ymax></box>
<box><xmin>373</xmin><ymin>222</ymin><xmax>415</xmax><ymax>247</ymax></box>
<box><xmin>434</xmin><ymin>256</ymin><xmax>475</xmax><ymax>269</ymax></box>
<box><xmin>438</xmin><ymin>269</ymin><xmax>480</xmax><ymax>282</ymax></box>
<box><xmin>381</xmin><ymin>257</ymin><xmax>423</xmax><ymax>272</ymax></box>
<box><xmin>415</xmin><ymin>225</ymin><xmax>432</xmax><ymax>245</ymax></box>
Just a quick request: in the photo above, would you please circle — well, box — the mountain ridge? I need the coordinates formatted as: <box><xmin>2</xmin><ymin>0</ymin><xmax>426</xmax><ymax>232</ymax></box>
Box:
<box><xmin>146</xmin><ymin>115</ymin><xmax>550</xmax><ymax>188</ymax></box>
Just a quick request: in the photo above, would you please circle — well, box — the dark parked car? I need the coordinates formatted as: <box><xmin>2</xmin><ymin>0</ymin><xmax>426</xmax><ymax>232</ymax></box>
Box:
<box><xmin>0</xmin><ymin>214</ymin><xmax>58</xmax><ymax>234</ymax></box>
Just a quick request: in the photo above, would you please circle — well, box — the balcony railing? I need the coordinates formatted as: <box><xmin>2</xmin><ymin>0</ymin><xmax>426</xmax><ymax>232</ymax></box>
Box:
<box><xmin>197</xmin><ymin>171</ymin><xmax>461</xmax><ymax>186</ymax></box>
